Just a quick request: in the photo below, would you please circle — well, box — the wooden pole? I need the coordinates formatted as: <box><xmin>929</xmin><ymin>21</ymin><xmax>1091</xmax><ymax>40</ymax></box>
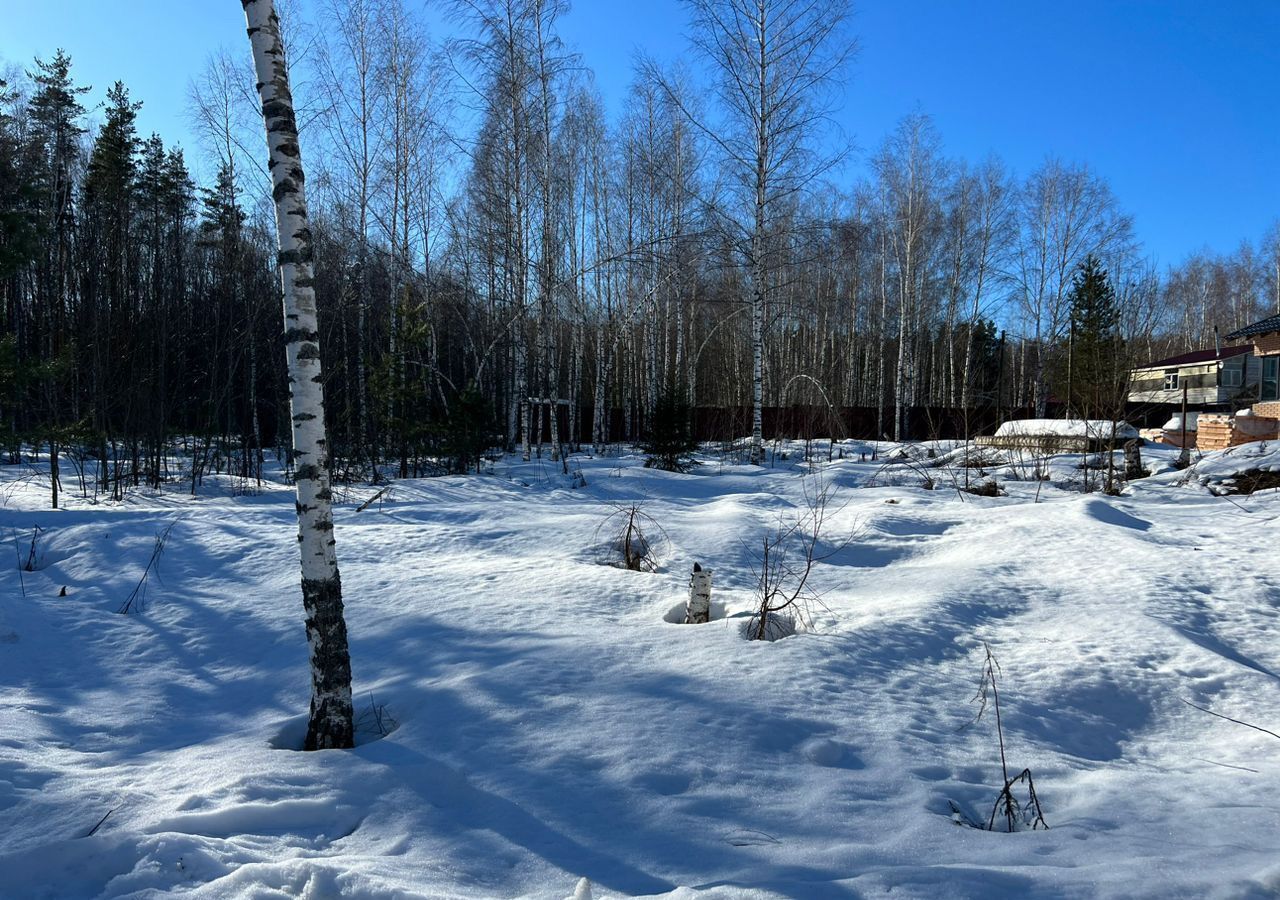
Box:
<box><xmin>1179</xmin><ymin>380</ymin><xmax>1190</xmax><ymax>467</ymax></box>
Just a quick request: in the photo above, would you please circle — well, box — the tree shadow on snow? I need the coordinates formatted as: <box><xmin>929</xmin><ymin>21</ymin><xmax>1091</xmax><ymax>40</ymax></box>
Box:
<box><xmin>351</xmin><ymin>615</ymin><xmax>871</xmax><ymax>895</ymax></box>
<box><xmin>355</xmin><ymin>739</ymin><xmax>677</xmax><ymax>897</ymax></box>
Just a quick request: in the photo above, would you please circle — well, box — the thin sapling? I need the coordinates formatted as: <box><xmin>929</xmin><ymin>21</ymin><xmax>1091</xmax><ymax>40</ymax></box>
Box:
<box><xmin>962</xmin><ymin>642</ymin><xmax>1048</xmax><ymax>832</ymax></box>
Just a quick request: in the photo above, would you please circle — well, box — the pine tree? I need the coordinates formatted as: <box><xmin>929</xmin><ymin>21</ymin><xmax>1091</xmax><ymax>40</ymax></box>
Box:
<box><xmin>81</xmin><ymin>81</ymin><xmax>144</xmax><ymax>495</ymax></box>
<box><xmin>133</xmin><ymin>135</ymin><xmax>194</xmax><ymax>484</ymax></box>
<box><xmin>26</xmin><ymin>50</ymin><xmax>88</xmax><ymax>347</ymax></box>
<box><xmin>25</xmin><ymin>51</ymin><xmax>88</xmax><ymax>507</ymax></box>
<box><xmin>27</xmin><ymin>53</ymin><xmax>88</xmax><ymax>281</ymax></box>
<box><xmin>0</xmin><ymin>77</ymin><xmax>30</xmax><ymax>450</ymax></box>
<box><xmin>0</xmin><ymin>78</ymin><xmax>38</xmax><ymax>289</ymax></box>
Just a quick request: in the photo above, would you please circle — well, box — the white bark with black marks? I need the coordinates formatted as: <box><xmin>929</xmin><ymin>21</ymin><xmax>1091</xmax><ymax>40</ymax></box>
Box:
<box><xmin>243</xmin><ymin>0</ymin><xmax>355</xmax><ymax>751</ymax></box>
<box><xmin>686</xmin><ymin>564</ymin><xmax>712</xmax><ymax>624</ymax></box>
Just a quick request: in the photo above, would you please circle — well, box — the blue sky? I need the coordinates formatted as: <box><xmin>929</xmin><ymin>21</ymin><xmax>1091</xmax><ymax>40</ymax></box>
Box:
<box><xmin>3</xmin><ymin>0</ymin><xmax>1277</xmax><ymax>267</ymax></box>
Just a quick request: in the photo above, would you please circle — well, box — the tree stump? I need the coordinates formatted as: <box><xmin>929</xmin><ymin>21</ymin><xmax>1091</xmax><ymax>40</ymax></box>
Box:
<box><xmin>1124</xmin><ymin>439</ymin><xmax>1145</xmax><ymax>481</ymax></box>
<box><xmin>686</xmin><ymin>563</ymin><xmax>712</xmax><ymax>624</ymax></box>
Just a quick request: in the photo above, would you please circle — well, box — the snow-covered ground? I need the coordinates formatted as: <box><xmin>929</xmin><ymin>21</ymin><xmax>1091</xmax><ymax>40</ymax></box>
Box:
<box><xmin>3</xmin><ymin>441</ymin><xmax>1280</xmax><ymax>899</ymax></box>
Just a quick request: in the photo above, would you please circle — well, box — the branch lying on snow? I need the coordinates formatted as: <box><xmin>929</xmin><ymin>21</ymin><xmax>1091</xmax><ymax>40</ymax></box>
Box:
<box><xmin>723</xmin><ymin>829</ymin><xmax>782</xmax><ymax>846</ymax></box>
<box><xmin>1190</xmin><ymin>757</ymin><xmax>1260</xmax><ymax>774</ymax></box>
<box><xmin>356</xmin><ymin>485</ymin><xmax>393</xmax><ymax>513</ymax></box>
<box><xmin>84</xmin><ymin>806</ymin><xmax>116</xmax><ymax>837</ymax></box>
<box><xmin>1181</xmin><ymin>698</ymin><xmax>1280</xmax><ymax>742</ymax></box>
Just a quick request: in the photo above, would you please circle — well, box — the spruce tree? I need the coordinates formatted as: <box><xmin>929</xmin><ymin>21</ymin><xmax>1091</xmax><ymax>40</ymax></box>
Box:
<box><xmin>1065</xmin><ymin>254</ymin><xmax>1123</xmax><ymax>417</ymax></box>
<box><xmin>641</xmin><ymin>391</ymin><xmax>698</xmax><ymax>472</ymax></box>
<box><xmin>435</xmin><ymin>381</ymin><xmax>495</xmax><ymax>475</ymax></box>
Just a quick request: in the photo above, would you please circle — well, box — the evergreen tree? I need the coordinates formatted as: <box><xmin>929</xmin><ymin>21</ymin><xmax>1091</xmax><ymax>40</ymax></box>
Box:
<box><xmin>956</xmin><ymin>318</ymin><xmax>1003</xmax><ymax>407</ymax></box>
<box><xmin>641</xmin><ymin>391</ymin><xmax>697</xmax><ymax>472</ymax></box>
<box><xmin>85</xmin><ymin>82</ymin><xmax>140</xmax><ymax>205</ymax></box>
<box><xmin>132</xmin><ymin>136</ymin><xmax>201</xmax><ymax>484</ymax></box>
<box><xmin>26</xmin><ymin>50</ymin><xmax>87</xmax><ymax>347</ymax></box>
<box><xmin>1065</xmin><ymin>254</ymin><xmax>1123</xmax><ymax>416</ymax></box>
<box><xmin>434</xmin><ymin>381</ymin><xmax>495</xmax><ymax>475</ymax></box>
<box><xmin>80</xmin><ymin>81</ymin><xmax>142</xmax><ymax>481</ymax></box>
<box><xmin>23</xmin><ymin>51</ymin><xmax>89</xmax><ymax>505</ymax></box>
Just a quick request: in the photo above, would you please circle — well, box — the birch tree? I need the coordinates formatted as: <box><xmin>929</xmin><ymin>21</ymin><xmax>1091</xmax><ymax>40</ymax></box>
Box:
<box><xmin>652</xmin><ymin>0</ymin><xmax>853</xmax><ymax>463</ymax></box>
<box><xmin>873</xmin><ymin>114</ymin><xmax>944</xmax><ymax>441</ymax></box>
<box><xmin>956</xmin><ymin>157</ymin><xmax>1014</xmax><ymax>411</ymax></box>
<box><xmin>317</xmin><ymin>0</ymin><xmax>384</xmax><ymax>473</ymax></box>
<box><xmin>1013</xmin><ymin>159</ymin><xmax>1133</xmax><ymax>416</ymax></box>
<box><xmin>242</xmin><ymin>0</ymin><xmax>355</xmax><ymax>751</ymax></box>
<box><xmin>451</xmin><ymin>0</ymin><xmax>539</xmax><ymax>457</ymax></box>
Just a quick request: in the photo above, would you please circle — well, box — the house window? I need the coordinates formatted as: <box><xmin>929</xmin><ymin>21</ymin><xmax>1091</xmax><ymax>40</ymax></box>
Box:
<box><xmin>1221</xmin><ymin>367</ymin><xmax>1243</xmax><ymax>388</ymax></box>
<box><xmin>1264</xmin><ymin>357</ymin><xmax>1280</xmax><ymax>401</ymax></box>
<box><xmin>1163</xmin><ymin>370</ymin><xmax>1179</xmax><ymax>391</ymax></box>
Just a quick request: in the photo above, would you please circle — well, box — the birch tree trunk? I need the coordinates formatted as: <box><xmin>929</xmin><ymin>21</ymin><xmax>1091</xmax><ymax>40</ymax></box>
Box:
<box><xmin>686</xmin><ymin>563</ymin><xmax>712</xmax><ymax>624</ymax></box>
<box><xmin>748</xmin><ymin>20</ymin><xmax>767</xmax><ymax>467</ymax></box>
<box><xmin>243</xmin><ymin>0</ymin><xmax>355</xmax><ymax>751</ymax></box>
<box><xmin>593</xmin><ymin>332</ymin><xmax>608</xmax><ymax>445</ymax></box>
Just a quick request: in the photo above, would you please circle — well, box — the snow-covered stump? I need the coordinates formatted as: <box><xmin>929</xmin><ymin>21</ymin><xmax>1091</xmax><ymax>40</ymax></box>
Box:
<box><xmin>685</xmin><ymin>563</ymin><xmax>712</xmax><ymax>624</ymax></box>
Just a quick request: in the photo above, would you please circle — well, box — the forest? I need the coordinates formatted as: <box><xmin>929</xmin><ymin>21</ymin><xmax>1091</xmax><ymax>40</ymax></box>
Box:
<box><xmin>1</xmin><ymin>0</ymin><xmax>1278</xmax><ymax>493</ymax></box>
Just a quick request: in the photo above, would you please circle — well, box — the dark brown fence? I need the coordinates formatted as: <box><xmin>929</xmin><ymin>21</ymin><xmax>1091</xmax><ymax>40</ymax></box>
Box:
<box><xmin>519</xmin><ymin>401</ymin><xmax>1174</xmax><ymax>447</ymax></box>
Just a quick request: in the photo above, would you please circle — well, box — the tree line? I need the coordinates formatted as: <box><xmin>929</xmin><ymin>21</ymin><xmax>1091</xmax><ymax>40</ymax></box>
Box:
<box><xmin>3</xmin><ymin>0</ymin><xmax>1278</xmax><ymax>495</ymax></box>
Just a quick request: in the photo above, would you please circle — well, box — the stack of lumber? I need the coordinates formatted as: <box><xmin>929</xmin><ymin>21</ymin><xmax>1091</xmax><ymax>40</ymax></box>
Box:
<box><xmin>1232</xmin><ymin>414</ymin><xmax>1280</xmax><ymax>445</ymax></box>
<box><xmin>1160</xmin><ymin>428</ymin><xmax>1196</xmax><ymax>449</ymax></box>
<box><xmin>1197</xmin><ymin>414</ymin><xmax>1233</xmax><ymax>451</ymax></box>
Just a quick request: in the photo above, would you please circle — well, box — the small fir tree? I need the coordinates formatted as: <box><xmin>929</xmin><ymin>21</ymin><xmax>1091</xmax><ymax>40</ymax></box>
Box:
<box><xmin>641</xmin><ymin>392</ymin><xmax>698</xmax><ymax>472</ymax></box>
<box><xmin>436</xmin><ymin>382</ymin><xmax>495</xmax><ymax>475</ymax></box>
<box><xmin>1065</xmin><ymin>254</ymin><xmax>1124</xmax><ymax>416</ymax></box>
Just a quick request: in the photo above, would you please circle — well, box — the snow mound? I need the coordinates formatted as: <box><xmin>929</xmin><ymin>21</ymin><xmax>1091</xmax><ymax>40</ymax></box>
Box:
<box><xmin>1176</xmin><ymin>441</ymin><xmax>1280</xmax><ymax>493</ymax></box>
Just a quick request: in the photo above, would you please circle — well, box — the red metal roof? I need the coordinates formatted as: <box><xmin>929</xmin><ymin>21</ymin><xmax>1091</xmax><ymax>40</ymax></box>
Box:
<box><xmin>1140</xmin><ymin>345</ymin><xmax>1251</xmax><ymax>369</ymax></box>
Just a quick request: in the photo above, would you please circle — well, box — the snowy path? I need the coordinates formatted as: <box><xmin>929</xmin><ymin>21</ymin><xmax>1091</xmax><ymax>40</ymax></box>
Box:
<box><xmin>2</xmin><ymin>449</ymin><xmax>1280</xmax><ymax>898</ymax></box>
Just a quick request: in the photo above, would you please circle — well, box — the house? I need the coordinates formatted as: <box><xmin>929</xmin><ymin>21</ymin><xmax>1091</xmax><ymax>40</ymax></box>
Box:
<box><xmin>1225</xmin><ymin>314</ymin><xmax>1280</xmax><ymax>417</ymax></box>
<box><xmin>1127</xmin><ymin>344</ymin><xmax>1257</xmax><ymax>407</ymax></box>
<box><xmin>1183</xmin><ymin>316</ymin><xmax>1280</xmax><ymax>450</ymax></box>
